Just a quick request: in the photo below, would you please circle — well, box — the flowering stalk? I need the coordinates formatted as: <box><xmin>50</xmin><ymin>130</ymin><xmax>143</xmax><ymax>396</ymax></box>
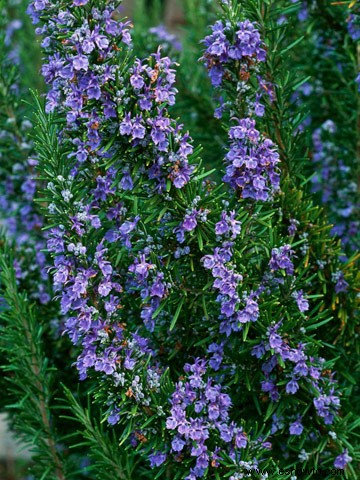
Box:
<box><xmin>0</xmin><ymin>5</ymin><xmax>110</xmax><ymax>476</ymax></box>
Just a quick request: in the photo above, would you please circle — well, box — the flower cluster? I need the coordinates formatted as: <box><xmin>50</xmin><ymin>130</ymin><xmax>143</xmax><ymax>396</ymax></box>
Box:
<box><xmin>201</xmin><ymin>18</ymin><xmax>279</xmax><ymax>202</ymax></box>
<box><xmin>202</xmin><ymin>19</ymin><xmax>266</xmax><ymax>87</ymax></box>
<box><xmin>202</xmin><ymin>219</ymin><xmax>261</xmax><ymax>337</ymax></box>
<box><xmin>223</xmin><ymin>118</ymin><xmax>281</xmax><ymax>201</ymax></box>
<box><xmin>128</xmin><ymin>250</ymin><xmax>169</xmax><ymax>332</ymax></box>
<box><xmin>268</xmin><ymin>245</ymin><xmax>294</xmax><ymax>275</ymax></box>
<box><xmin>32</xmin><ymin>0</ymin><xmax>194</xmax><ymax>192</ymax></box>
<box><xmin>119</xmin><ymin>50</ymin><xmax>195</xmax><ymax>189</ymax></box>
<box><xmin>253</xmin><ymin>323</ymin><xmax>340</xmax><ymax>429</ymax></box>
<box><xmin>38</xmin><ymin>8</ymin><xmax>131</xmax><ymax>119</ymax></box>
<box><xmin>174</xmin><ymin>204</ymin><xmax>210</xmax><ymax>244</ymax></box>
<box><xmin>332</xmin><ymin>270</ymin><xmax>349</xmax><ymax>294</ymax></box>
<box><xmin>165</xmin><ymin>358</ymin><xmax>248</xmax><ymax>479</ymax></box>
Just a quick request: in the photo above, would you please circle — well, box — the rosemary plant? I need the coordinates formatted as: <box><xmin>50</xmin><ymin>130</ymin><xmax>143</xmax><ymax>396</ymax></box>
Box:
<box><xmin>0</xmin><ymin>1</ymin><xmax>358</xmax><ymax>479</ymax></box>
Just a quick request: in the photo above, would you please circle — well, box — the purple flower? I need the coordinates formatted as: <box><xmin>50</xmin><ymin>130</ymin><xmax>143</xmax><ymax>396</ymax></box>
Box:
<box><xmin>333</xmin><ymin>271</ymin><xmax>349</xmax><ymax>294</ymax></box>
<box><xmin>268</xmin><ymin>324</ymin><xmax>283</xmax><ymax>350</ymax></box>
<box><xmin>334</xmin><ymin>449</ymin><xmax>352</xmax><ymax>469</ymax></box>
<box><xmin>261</xmin><ymin>379</ymin><xmax>279</xmax><ymax>401</ymax></box>
<box><xmin>132</xmin><ymin>116</ymin><xmax>146</xmax><ymax>140</ymax></box>
<box><xmin>72</xmin><ymin>54</ymin><xmax>89</xmax><ymax>71</ymax></box>
<box><xmin>288</xmin><ymin>218</ymin><xmax>299</xmax><ymax>236</ymax></box>
<box><xmin>171</xmin><ymin>163</ymin><xmax>194</xmax><ymax>189</ymax></box>
<box><xmin>149</xmin><ymin>451</ymin><xmax>167</xmax><ymax>468</ymax></box>
<box><xmin>234</xmin><ymin>429</ymin><xmax>248</xmax><ymax>448</ymax></box>
<box><xmin>130</xmin><ymin>60</ymin><xmax>145</xmax><ymax>89</ymax></box>
<box><xmin>271</xmin><ymin>414</ymin><xmax>284</xmax><ymax>434</ymax></box>
<box><xmin>107</xmin><ymin>409</ymin><xmax>120</xmax><ymax>425</ymax></box>
<box><xmin>286</xmin><ymin>378</ymin><xmax>299</xmax><ymax>394</ymax></box>
<box><xmin>289</xmin><ymin>419</ymin><xmax>303</xmax><ymax>435</ymax></box>
<box><xmin>251</xmin><ymin>343</ymin><xmax>266</xmax><ymax>359</ymax></box>
<box><xmin>313</xmin><ymin>390</ymin><xmax>340</xmax><ymax>424</ymax></box>
<box><xmin>215</xmin><ymin>210</ymin><xmax>241</xmax><ymax>238</ymax></box>
<box><xmin>223</xmin><ymin>118</ymin><xmax>280</xmax><ymax>201</ymax></box>
<box><xmin>269</xmin><ymin>245</ymin><xmax>294</xmax><ymax>275</ymax></box>
<box><xmin>208</xmin><ymin>65</ymin><xmax>224</xmax><ymax>87</ymax></box>
<box><xmin>33</xmin><ymin>0</ymin><xmax>48</xmax><ymax>11</ymax></box>
<box><xmin>292</xmin><ymin>290</ymin><xmax>309</xmax><ymax>312</ymax></box>
<box><xmin>120</xmin><ymin>113</ymin><xmax>133</xmax><ymax>136</ymax></box>
<box><xmin>208</xmin><ymin>342</ymin><xmax>224</xmax><ymax>371</ymax></box>
<box><xmin>171</xmin><ymin>436</ymin><xmax>186</xmax><ymax>452</ymax></box>
<box><xmin>183</xmin><ymin>211</ymin><xmax>198</xmax><ymax>231</ymax></box>
<box><xmin>237</xmin><ymin>295</ymin><xmax>259</xmax><ymax>323</ymax></box>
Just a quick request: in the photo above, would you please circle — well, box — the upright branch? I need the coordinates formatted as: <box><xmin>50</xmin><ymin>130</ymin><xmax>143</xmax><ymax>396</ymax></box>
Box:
<box><xmin>0</xmin><ymin>249</ymin><xmax>67</xmax><ymax>480</ymax></box>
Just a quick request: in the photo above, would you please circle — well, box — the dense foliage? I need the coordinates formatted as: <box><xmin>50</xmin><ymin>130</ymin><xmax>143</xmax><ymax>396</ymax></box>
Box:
<box><xmin>0</xmin><ymin>1</ymin><xmax>359</xmax><ymax>479</ymax></box>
